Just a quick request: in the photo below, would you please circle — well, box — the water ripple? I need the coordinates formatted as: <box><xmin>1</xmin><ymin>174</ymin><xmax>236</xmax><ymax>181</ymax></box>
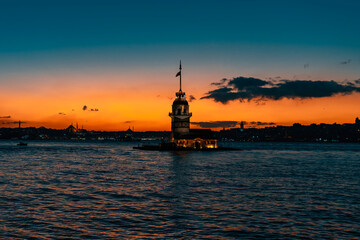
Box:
<box><xmin>0</xmin><ymin>140</ymin><xmax>359</xmax><ymax>239</ymax></box>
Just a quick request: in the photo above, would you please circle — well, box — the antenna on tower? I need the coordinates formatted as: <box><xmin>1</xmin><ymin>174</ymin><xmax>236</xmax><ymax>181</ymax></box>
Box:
<box><xmin>175</xmin><ymin>60</ymin><xmax>182</xmax><ymax>92</ymax></box>
<box><xmin>179</xmin><ymin>60</ymin><xmax>182</xmax><ymax>91</ymax></box>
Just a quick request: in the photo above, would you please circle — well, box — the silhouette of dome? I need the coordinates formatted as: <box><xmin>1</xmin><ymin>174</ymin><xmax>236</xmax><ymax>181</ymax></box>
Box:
<box><xmin>172</xmin><ymin>90</ymin><xmax>188</xmax><ymax>105</ymax></box>
<box><xmin>173</xmin><ymin>96</ymin><xmax>188</xmax><ymax>106</ymax></box>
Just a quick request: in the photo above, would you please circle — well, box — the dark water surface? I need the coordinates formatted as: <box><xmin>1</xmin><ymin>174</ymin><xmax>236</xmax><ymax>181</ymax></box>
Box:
<box><xmin>0</xmin><ymin>140</ymin><xmax>359</xmax><ymax>239</ymax></box>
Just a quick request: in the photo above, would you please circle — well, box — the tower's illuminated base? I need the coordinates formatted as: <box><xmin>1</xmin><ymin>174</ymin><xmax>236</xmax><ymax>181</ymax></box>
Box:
<box><xmin>133</xmin><ymin>143</ymin><xmax>239</xmax><ymax>151</ymax></box>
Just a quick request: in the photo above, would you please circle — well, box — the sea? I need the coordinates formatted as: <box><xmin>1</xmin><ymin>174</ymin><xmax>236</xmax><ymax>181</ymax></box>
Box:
<box><xmin>0</xmin><ymin>140</ymin><xmax>359</xmax><ymax>239</ymax></box>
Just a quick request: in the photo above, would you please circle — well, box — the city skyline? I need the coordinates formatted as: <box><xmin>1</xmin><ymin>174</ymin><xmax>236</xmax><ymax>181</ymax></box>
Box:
<box><xmin>1</xmin><ymin>1</ymin><xmax>360</xmax><ymax>131</ymax></box>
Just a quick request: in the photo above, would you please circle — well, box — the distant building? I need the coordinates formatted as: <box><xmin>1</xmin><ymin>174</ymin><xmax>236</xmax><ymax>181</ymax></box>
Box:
<box><xmin>65</xmin><ymin>123</ymin><xmax>84</xmax><ymax>134</ymax></box>
<box><xmin>66</xmin><ymin>124</ymin><xmax>77</xmax><ymax>133</ymax></box>
<box><xmin>169</xmin><ymin>62</ymin><xmax>217</xmax><ymax>149</ymax></box>
<box><xmin>355</xmin><ymin>117</ymin><xmax>360</xmax><ymax>125</ymax></box>
<box><xmin>240</xmin><ymin>121</ymin><xmax>245</xmax><ymax>131</ymax></box>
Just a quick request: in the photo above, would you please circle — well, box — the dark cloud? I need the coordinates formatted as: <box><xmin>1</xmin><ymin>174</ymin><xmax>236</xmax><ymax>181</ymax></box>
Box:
<box><xmin>267</xmin><ymin>76</ymin><xmax>282</xmax><ymax>81</ymax></box>
<box><xmin>241</xmin><ymin>121</ymin><xmax>276</xmax><ymax>126</ymax></box>
<box><xmin>249</xmin><ymin>121</ymin><xmax>276</xmax><ymax>126</ymax></box>
<box><xmin>228</xmin><ymin>76</ymin><xmax>269</xmax><ymax>89</ymax></box>
<box><xmin>191</xmin><ymin>121</ymin><xmax>239</xmax><ymax>128</ymax></box>
<box><xmin>211</xmin><ymin>78</ymin><xmax>228</xmax><ymax>86</ymax></box>
<box><xmin>201</xmin><ymin>76</ymin><xmax>360</xmax><ymax>104</ymax></box>
<box><xmin>0</xmin><ymin>116</ymin><xmax>11</xmax><ymax>118</ymax></box>
<box><xmin>201</xmin><ymin>87</ymin><xmax>240</xmax><ymax>103</ymax></box>
<box><xmin>191</xmin><ymin>120</ymin><xmax>277</xmax><ymax>128</ymax></box>
<box><xmin>189</xmin><ymin>95</ymin><xmax>196</xmax><ymax>102</ymax></box>
<box><xmin>83</xmin><ymin>105</ymin><xmax>99</xmax><ymax>112</ymax></box>
<box><xmin>1</xmin><ymin>120</ymin><xmax>27</xmax><ymax>125</ymax></box>
<box><xmin>58</xmin><ymin>112</ymin><xmax>66</xmax><ymax>115</ymax></box>
<box><xmin>341</xmin><ymin>59</ymin><xmax>351</xmax><ymax>64</ymax></box>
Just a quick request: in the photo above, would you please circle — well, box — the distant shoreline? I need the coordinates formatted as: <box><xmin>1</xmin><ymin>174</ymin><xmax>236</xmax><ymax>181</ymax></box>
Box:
<box><xmin>1</xmin><ymin>120</ymin><xmax>360</xmax><ymax>143</ymax></box>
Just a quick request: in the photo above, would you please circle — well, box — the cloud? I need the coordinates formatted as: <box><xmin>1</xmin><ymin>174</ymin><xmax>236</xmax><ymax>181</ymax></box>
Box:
<box><xmin>1</xmin><ymin>120</ymin><xmax>27</xmax><ymax>125</ymax></box>
<box><xmin>341</xmin><ymin>59</ymin><xmax>351</xmax><ymax>64</ymax></box>
<box><xmin>82</xmin><ymin>105</ymin><xmax>99</xmax><ymax>112</ymax></box>
<box><xmin>58</xmin><ymin>112</ymin><xmax>66</xmax><ymax>115</ymax></box>
<box><xmin>0</xmin><ymin>116</ymin><xmax>11</xmax><ymax>118</ymax></box>
<box><xmin>191</xmin><ymin>120</ymin><xmax>277</xmax><ymax>128</ymax></box>
<box><xmin>304</xmin><ymin>64</ymin><xmax>309</xmax><ymax>68</ymax></box>
<box><xmin>211</xmin><ymin>78</ymin><xmax>228</xmax><ymax>86</ymax></box>
<box><xmin>189</xmin><ymin>95</ymin><xmax>196</xmax><ymax>102</ymax></box>
<box><xmin>191</xmin><ymin>121</ymin><xmax>239</xmax><ymax>128</ymax></box>
<box><xmin>201</xmin><ymin>76</ymin><xmax>360</xmax><ymax>104</ymax></box>
<box><xmin>248</xmin><ymin>121</ymin><xmax>276</xmax><ymax>126</ymax></box>
<box><xmin>201</xmin><ymin>87</ymin><xmax>240</xmax><ymax>103</ymax></box>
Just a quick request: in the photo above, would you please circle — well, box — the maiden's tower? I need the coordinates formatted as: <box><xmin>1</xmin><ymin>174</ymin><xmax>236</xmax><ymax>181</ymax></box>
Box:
<box><xmin>134</xmin><ymin>62</ymin><xmax>237</xmax><ymax>151</ymax></box>
<box><xmin>169</xmin><ymin>62</ymin><xmax>218</xmax><ymax>149</ymax></box>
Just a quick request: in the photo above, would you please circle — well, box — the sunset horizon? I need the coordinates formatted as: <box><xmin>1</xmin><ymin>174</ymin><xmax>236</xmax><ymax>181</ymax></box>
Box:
<box><xmin>2</xmin><ymin>68</ymin><xmax>360</xmax><ymax>132</ymax></box>
<box><xmin>2</xmin><ymin>62</ymin><xmax>360</xmax><ymax>131</ymax></box>
<box><xmin>1</xmin><ymin>1</ymin><xmax>360</xmax><ymax>131</ymax></box>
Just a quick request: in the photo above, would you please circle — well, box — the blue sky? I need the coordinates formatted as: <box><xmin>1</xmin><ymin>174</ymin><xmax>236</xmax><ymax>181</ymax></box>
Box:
<box><xmin>1</xmin><ymin>0</ymin><xmax>359</xmax><ymax>51</ymax></box>
<box><xmin>0</xmin><ymin>0</ymin><xmax>359</xmax><ymax>80</ymax></box>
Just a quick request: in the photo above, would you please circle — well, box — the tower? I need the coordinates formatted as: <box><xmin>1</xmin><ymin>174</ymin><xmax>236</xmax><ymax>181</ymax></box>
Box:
<box><xmin>169</xmin><ymin>61</ymin><xmax>192</xmax><ymax>141</ymax></box>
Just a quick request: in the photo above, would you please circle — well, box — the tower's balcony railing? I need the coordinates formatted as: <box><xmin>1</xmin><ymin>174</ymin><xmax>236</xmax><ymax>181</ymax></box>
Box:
<box><xmin>169</xmin><ymin>112</ymin><xmax>192</xmax><ymax>117</ymax></box>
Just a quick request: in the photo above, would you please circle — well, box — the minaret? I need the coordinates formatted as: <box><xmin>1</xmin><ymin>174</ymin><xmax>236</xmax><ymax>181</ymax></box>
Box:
<box><xmin>169</xmin><ymin>61</ymin><xmax>192</xmax><ymax>141</ymax></box>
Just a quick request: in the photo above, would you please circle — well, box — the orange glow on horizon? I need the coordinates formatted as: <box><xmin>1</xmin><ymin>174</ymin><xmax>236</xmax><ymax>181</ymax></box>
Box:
<box><xmin>1</xmin><ymin>70</ymin><xmax>360</xmax><ymax>131</ymax></box>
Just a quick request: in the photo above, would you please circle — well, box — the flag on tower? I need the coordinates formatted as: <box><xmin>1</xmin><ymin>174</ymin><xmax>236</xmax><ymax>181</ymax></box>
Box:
<box><xmin>176</xmin><ymin>71</ymin><xmax>181</xmax><ymax>77</ymax></box>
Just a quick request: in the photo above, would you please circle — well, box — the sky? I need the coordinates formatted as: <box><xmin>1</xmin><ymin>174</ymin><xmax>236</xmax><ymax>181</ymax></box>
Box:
<box><xmin>1</xmin><ymin>0</ymin><xmax>360</xmax><ymax>131</ymax></box>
